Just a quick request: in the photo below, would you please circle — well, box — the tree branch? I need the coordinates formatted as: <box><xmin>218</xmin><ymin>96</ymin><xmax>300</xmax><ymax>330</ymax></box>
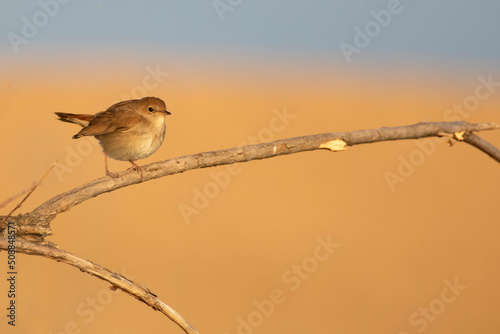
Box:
<box><xmin>0</xmin><ymin>120</ymin><xmax>499</xmax><ymax>333</ymax></box>
<box><xmin>462</xmin><ymin>132</ymin><xmax>500</xmax><ymax>161</ymax></box>
<box><xmin>1</xmin><ymin>121</ymin><xmax>499</xmax><ymax>239</ymax></box>
<box><xmin>0</xmin><ymin>237</ymin><xmax>198</xmax><ymax>334</ymax></box>
<box><xmin>0</xmin><ymin>183</ymin><xmax>35</xmax><ymax>210</ymax></box>
<box><xmin>0</xmin><ymin>162</ymin><xmax>56</xmax><ymax>226</ymax></box>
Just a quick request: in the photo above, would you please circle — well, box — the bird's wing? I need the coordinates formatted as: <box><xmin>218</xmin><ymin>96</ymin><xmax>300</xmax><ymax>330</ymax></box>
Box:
<box><xmin>73</xmin><ymin>108</ymin><xmax>144</xmax><ymax>138</ymax></box>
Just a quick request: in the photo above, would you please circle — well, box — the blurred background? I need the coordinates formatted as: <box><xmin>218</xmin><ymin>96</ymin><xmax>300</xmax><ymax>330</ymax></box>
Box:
<box><xmin>1</xmin><ymin>1</ymin><xmax>500</xmax><ymax>333</ymax></box>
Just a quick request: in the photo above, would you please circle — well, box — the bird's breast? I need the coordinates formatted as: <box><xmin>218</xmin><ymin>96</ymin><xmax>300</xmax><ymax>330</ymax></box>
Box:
<box><xmin>97</xmin><ymin>117</ymin><xmax>166</xmax><ymax>161</ymax></box>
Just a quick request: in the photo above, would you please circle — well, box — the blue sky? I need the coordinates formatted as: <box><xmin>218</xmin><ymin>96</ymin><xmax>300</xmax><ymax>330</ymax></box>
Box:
<box><xmin>1</xmin><ymin>1</ymin><xmax>499</xmax><ymax>68</ymax></box>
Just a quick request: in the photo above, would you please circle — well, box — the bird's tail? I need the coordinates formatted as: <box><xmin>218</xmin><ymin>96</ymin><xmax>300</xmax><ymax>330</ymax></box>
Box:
<box><xmin>54</xmin><ymin>112</ymin><xmax>94</xmax><ymax>128</ymax></box>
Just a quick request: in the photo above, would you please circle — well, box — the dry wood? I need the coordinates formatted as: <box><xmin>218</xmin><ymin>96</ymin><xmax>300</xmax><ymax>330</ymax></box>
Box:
<box><xmin>0</xmin><ymin>120</ymin><xmax>499</xmax><ymax>333</ymax></box>
<box><xmin>0</xmin><ymin>238</ymin><xmax>198</xmax><ymax>334</ymax></box>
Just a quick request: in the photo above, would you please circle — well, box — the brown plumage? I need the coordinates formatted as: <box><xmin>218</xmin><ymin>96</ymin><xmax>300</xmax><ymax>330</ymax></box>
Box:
<box><xmin>55</xmin><ymin>97</ymin><xmax>171</xmax><ymax>179</ymax></box>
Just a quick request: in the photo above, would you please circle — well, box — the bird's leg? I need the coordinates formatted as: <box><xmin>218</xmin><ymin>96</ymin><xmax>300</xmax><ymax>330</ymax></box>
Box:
<box><xmin>104</xmin><ymin>153</ymin><xmax>120</xmax><ymax>178</ymax></box>
<box><xmin>128</xmin><ymin>160</ymin><xmax>144</xmax><ymax>181</ymax></box>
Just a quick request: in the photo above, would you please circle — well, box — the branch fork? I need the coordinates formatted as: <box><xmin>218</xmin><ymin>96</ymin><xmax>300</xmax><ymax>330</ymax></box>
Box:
<box><xmin>1</xmin><ymin>121</ymin><xmax>499</xmax><ymax>333</ymax></box>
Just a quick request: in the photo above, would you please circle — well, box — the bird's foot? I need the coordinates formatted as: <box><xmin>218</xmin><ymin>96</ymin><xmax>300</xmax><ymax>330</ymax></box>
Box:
<box><xmin>128</xmin><ymin>160</ymin><xmax>144</xmax><ymax>181</ymax></box>
<box><xmin>106</xmin><ymin>170</ymin><xmax>121</xmax><ymax>178</ymax></box>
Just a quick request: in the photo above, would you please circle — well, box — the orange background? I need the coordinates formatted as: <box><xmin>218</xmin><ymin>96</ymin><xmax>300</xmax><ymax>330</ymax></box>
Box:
<box><xmin>1</xmin><ymin>57</ymin><xmax>500</xmax><ymax>334</ymax></box>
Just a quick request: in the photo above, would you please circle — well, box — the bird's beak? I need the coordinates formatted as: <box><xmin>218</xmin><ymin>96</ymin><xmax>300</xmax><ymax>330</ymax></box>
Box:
<box><xmin>160</xmin><ymin>110</ymin><xmax>171</xmax><ymax>115</ymax></box>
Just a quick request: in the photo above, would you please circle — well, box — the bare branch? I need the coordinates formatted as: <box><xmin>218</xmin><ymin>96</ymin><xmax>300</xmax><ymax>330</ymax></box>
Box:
<box><xmin>0</xmin><ymin>162</ymin><xmax>56</xmax><ymax>226</ymax></box>
<box><xmin>0</xmin><ymin>237</ymin><xmax>199</xmax><ymax>334</ymax></box>
<box><xmin>0</xmin><ymin>121</ymin><xmax>499</xmax><ymax>332</ymax></box>
<box><xmin>0</xmin><ymin>183</ymin><xmax>36</xmax><ymax>210</ymax></box>
<box><xmin>1</xmin><ymin>121</ymin><xmax>499</xmax><ymax>239</ymax></box>
<box><xmin>462</xmin><ymin>132</ymin><xmax>500</xmax><ymax>161</ymax></box>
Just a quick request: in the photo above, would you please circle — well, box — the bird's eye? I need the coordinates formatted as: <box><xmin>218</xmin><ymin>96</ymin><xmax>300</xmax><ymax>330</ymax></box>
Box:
<box><xmin>148</xmin><ymin>107</ymin><xmax>154</xmax><ymax>112</ymax></box>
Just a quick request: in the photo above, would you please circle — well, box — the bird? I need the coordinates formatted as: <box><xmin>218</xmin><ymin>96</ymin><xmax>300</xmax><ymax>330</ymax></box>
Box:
<box><xmin>55</xmin><ymin>96</ymin><xmax>171</xmax><ymax>180</ymax></box>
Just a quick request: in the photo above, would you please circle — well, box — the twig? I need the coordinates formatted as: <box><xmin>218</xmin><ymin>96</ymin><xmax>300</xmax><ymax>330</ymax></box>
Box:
<box><xmin>1</xmin><ymin>121</ymin><xmax>500</xmax><ymax>238</ymax></box>
<box><xmin>462</xmin><ymin>133</ymin><xmax>500</xmax><ymax>162</ymax></box>
<box><xmin>0</xmin><ymin>161</ymin><xmax>57</xmax><ymax>226</ymax></box>
<box><xmin>28</xmin><ymin>121</ymin><xmax>500</xmax><ymax>220</ymax></box>
<box><xmin>0</xmin><ymin>121</ymin><xmax>499</xmax><ymax>333</ymax></box>
<box><xmin>0</xmin><ymin>237</ymin><xmax>198</xmax><ymax>334</ymax></box>
<box><xmin>0</xmin><ymin>183</ymin><xmax>36</xmax><ymax>210</ymax></box>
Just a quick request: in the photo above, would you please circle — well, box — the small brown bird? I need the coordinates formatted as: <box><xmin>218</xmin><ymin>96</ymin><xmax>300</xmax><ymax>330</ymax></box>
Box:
<box><xmin>55</xmin><ymin>97</ymin><xmax>171</xmax><ymax>179</ymax></box>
